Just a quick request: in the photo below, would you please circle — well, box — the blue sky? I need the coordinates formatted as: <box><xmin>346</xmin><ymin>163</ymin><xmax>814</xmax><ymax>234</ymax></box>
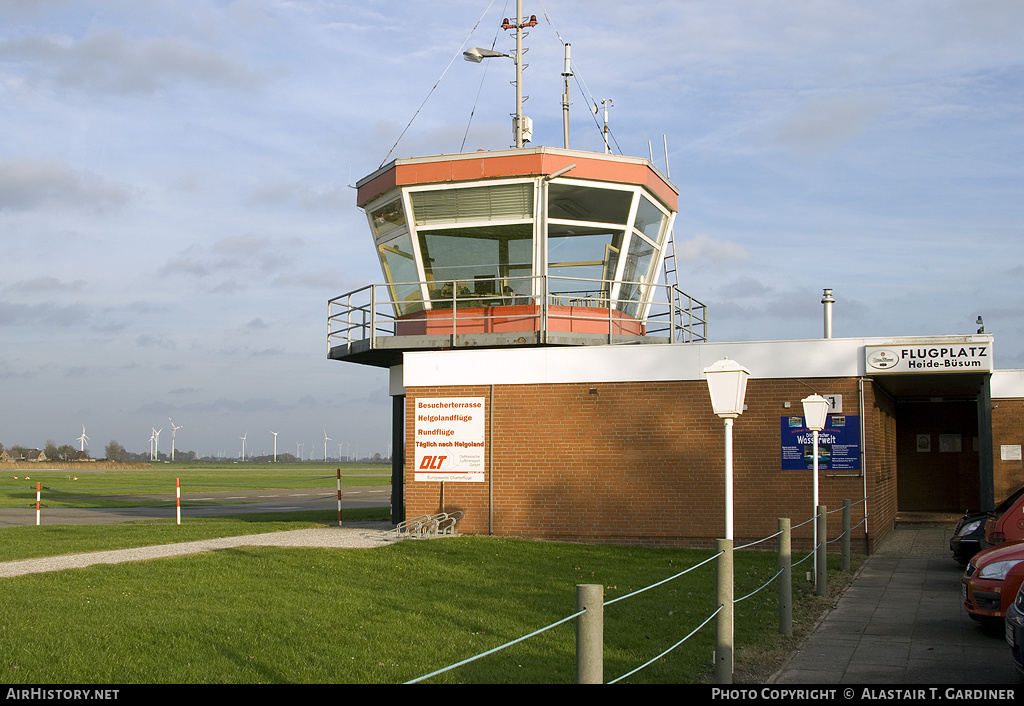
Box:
<box><xmin>1</xmin><ymin>0</ymin><xmax>1022</xmax><ymax>458</ymax></box>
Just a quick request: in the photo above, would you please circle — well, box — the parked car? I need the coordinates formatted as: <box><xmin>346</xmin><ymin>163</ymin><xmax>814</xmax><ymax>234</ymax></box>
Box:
<box><xmin>1003</xmin><ymin>584</ymin><xmax>1024</xmax><ymax>675</ymax></box>
<box><xmin>962</xmin><ymin>541</ymin><xmax>1024</xmax><ymax>622</ymax></box>
<box><xmin>951</xmin><ymin>484</ymin><xmax>1024</xmax><ymax>563</ymax></box>
<box><xmin>986</xmin><ymin>486</ymin><xmax>1024</xmax><ymax>548</ymax></box>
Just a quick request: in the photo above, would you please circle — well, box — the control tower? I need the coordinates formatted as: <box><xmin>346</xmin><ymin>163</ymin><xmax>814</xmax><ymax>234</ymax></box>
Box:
<box><xmin>326</xmin><ymin>3</ymin><xmax>708</xmax><ymax>523</ymax></box>
<box><xmin>329</xmin><ymin>146</ymin><xmax>706</xmax><ymax>367</ymax></box>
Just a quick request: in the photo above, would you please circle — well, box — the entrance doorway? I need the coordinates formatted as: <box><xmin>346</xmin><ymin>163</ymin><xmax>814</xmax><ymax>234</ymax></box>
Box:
<box><xmin>895</xmin><ymin>399</ymin><xmax>979</xmax><ymax>512</ymax></box>
<box><xmin>872</xmin><ymin>372</ymin><xmax>992</xmax><ymax>514</ymax></box>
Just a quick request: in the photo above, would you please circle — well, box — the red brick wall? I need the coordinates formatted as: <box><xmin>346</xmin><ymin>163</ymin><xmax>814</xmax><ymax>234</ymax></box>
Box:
<box><xmin>993</xmin><ymin>399</ymin><xmax>1024</xmax><ymax>500</ymax></box>
<box><xmin>405</xmin><ymin>377</ymin><xmax>897</xmax><ymax>553</ymax></box>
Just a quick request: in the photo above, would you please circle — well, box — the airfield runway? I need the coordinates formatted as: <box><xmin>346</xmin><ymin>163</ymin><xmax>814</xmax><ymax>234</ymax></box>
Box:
<box><xmin>0</xmin><ymin>485</ymin><xmax>392</xmax><ymax>526</ymax></box>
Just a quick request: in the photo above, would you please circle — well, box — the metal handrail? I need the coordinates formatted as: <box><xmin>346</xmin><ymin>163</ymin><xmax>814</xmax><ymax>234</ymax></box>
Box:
<box><xmin>328</xmin><ymin>274</ymin><xmax>707</xmax><ymax>352</ymax></box>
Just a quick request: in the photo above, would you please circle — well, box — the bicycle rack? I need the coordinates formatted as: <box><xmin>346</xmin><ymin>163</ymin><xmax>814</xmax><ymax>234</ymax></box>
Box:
<box><xmin>393</xmin><ymin>511</ymin><xmax>463</xmax><ymax>538</ymax></box>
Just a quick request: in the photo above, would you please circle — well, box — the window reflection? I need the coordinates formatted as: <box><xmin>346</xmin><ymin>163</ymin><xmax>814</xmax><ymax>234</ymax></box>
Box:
<box><xmin>377</xmin><ymin>232</ymin><xmax>423</xmax><ymax>315</ymax></box>
<box><xmin>369</xmin><ymin>177</ymin><xmax>672</xmax><ymax>322</ymax></box>
<box><xmin>370</xmin><ymin>200</ymin><xmax>406</xmax><ymax>241</ymax></box>
<box><xmin>619</xmin><ymin>233</ymin><xmax>657</xmax><ymax>317</ymax></box>
<box><xmin>634</xmin><ymin>196</ymin><xmax>666</xmax><ymax>242</ymax></box>
<box><xmin>417</xmin><ymin>224</ymin><xmax>533</xmax><ymax>307</ymax></box>
<box><xmin>548</xmin><ymin>184</ymin><xmax>632</xmax><ymax>224</ymax></box>
<box><xmin>547</xmin><ymin>224</ymin><xmax>623</xmax><ymax>303</ymax></box>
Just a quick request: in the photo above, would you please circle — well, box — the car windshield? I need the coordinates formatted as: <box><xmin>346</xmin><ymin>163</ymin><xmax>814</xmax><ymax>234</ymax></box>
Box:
<box><xmin>993</xmin><ymin>484</ymin><xmax>1024</xmax><ymax>515</ymax></box>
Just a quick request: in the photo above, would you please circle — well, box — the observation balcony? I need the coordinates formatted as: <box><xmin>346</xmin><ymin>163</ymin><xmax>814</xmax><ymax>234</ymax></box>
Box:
<box><xmin>328</xmin><ymin>274</ymin><xmax>707</xmax><ymax>367</ymax></box>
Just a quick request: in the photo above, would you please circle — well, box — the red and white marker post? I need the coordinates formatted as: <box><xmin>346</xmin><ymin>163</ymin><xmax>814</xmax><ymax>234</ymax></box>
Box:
<box><xmin>176</xmin><ymin>477</ymin><xmax>181</xmax><ymax>525</ymax></box>
<box><xmin>36</xmin><ymin>482</ymin><xmax>40</xmax><ymax>526</ymax></box>
<box><xmin>337</xmin><ymin>468</ymin><xmax>342</xmax><ymax>526</ymax></box>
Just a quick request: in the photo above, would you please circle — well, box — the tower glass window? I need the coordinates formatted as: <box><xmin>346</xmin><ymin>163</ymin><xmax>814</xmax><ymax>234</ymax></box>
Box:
<box><xmin>363</xmin><ymin>155</ymin><xmax>676</xmax><ymax>324</ymax></box>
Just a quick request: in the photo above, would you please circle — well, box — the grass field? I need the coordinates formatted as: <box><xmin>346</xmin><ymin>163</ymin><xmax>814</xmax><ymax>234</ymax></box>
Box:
<box><xmin>0</xmin><ymin>462</ymin><xmax>389</xmax><ymax>509</ymax></box>
<box><xmin>0</xmin><ymin>525</ymin><xmax>853</xmax><ymax>684</ymax></box>
<box><xmin>0</xmin><ymin>466</ymin><xmax>860</xmax><ymax>684</ymax></box>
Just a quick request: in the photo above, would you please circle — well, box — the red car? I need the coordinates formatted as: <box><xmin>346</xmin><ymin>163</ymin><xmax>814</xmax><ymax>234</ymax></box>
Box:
<box><xmin>986</xmin><ymin>496</ymin><xmax>1024</xmax><ymax>546</ymax></box>
<box><xmin>963</xmin><ymin>541</ymin><xmax>1024</xmax><ymax>621</ymax></box>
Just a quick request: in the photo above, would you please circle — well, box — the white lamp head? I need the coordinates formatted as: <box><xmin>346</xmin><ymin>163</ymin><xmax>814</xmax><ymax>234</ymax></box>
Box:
<box><xmin>703</xmin><ymin>357</ymin><xmax>750</xmax><ymax>419</ymax></box>
<box><xmin>463</xmin><ymin>47</ymin><xmax>508</xmax><ymax>63</ymax></box>
<box><xmin>801</xmin><ymin>394</ymin><xmax>830</xmax><ymax>432</ymax></box>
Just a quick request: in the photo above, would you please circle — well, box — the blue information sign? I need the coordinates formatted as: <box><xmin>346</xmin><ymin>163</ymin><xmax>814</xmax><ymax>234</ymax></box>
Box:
<box><xmin>780</xmin><ymin>415</ymin><xmax>860</xmax><ymax>471</ymax></box>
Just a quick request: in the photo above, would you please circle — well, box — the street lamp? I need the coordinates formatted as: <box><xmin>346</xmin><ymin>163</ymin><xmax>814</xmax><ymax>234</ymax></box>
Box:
<box><xmin>703</xmin><ymin>357</ymin><xmax>750</xmax><ymax>540</ymax></box>
<box><xmin>801</xmin><ymin>394</ymin><xmax>830</xmax><ymax>590</ymax></box>
<box><xmin>704</xmin><ymin>356</ymin><xmax>749</xmax><ymax>684</ymax></box>
<box><xmin>462</xmin><ymin>47</ymin><xmax>509</xmax><ymax>62</ymax></box>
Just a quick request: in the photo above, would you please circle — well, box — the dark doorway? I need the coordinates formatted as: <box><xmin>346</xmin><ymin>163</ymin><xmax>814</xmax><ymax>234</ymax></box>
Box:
<box><xmin>895</xmin><ymin>399</ymin><xmax>980</xmax><ymax>512</ymax></box>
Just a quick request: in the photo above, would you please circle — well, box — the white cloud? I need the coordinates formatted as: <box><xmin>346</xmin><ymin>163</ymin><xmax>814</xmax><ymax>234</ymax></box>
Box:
<box><xmin>675</xmin><ymin>234</ymin><xmax>749</xmax><ymax>264</ymax></box>
<box><xmin>0</xmin><ymin>29</ymin><xmax>270</xmax><ymax>93</ymax></box>
<box><xmin>0</xmin><ymin>158</ymin><xmax>132</xmax><ymax>212</ymax></box>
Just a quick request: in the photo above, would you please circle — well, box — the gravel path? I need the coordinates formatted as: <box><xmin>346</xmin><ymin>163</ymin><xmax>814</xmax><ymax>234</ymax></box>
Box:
<box><xmin>0</xmin><ymin>522</ymin><xmax>404</xmax><ymax>578</ymax></box>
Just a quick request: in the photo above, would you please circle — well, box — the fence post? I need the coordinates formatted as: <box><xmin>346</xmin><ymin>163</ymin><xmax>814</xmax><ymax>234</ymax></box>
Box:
<box><xmin>816</xmin><ymin>505</ymin><xmax>827</xmax><ymax>596</ymax></box>
<box><xmin>778</xmin><ymin>518</ymin><xmax>792</xmax><ymax>636</ymax></box>
<box><xmin>715</xmin><ymin>538</ymin><xmax>734</xmax><ymax>684</ymax></box>
<box><xmin>842</xmin><ymin>499</ymin><xmax>851</xmax><ymax>572</ymax></box>
<box><xmin>576</xmin><ymin>584</ymin><xmax>603</xmax><ymax>684</ymax></box>
<box><xmin>369</xmin><ymin>285</ymin><xmax>377</xmax><ymax>349</ymax></box>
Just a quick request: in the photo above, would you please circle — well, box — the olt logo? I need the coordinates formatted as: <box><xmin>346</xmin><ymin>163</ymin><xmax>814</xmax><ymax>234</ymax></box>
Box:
<box><xmin>419</xmin><ymin>455</ymin><xmax>448</xmax><ymax>469</ymax></box>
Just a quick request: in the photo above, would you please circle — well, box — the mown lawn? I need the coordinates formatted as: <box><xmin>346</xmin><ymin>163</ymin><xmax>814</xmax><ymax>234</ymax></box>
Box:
<box><xmin>0</xmin><ymin>526</ymin><xmax>855</xmax><ymax>684</ymax></box>
<box><xmin>0</xmin><ymin>464</ymin><xmax>388</xmax><ymax>509</ymax></box>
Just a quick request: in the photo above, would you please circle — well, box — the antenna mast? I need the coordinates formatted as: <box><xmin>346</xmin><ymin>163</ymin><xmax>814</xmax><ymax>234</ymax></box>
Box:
<box><xmin>594</xmin><ymin>99</ymin><xmax>613</xmax><ymax>154</ymax></box>
<box><xmin>561</xmin><ymin>43</ymin><xmax>572</xmax><ymax>149</ymax></box>
<box><xmin>503</xmin><ymin>1</ymin><xmax>538</xmax><ymax>147</ymax></box>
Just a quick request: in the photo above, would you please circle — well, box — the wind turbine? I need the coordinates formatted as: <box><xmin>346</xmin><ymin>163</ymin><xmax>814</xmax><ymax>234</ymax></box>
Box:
<box><xmin>154</xmin><ymin>428</ymin><xmax>162</xmax><ymax>461</ymax></box>
<box><xmin>323</xmin><ymin>430</ymin><xmax>331</xmax><ymax>462</ymax></box>
<box><xmin>270</xmin><ymin>431</ymin><xmax>278</xmax><ymax>463</ymax></box>
<box><xmin>239</xmin><ymin>432</ymin><xmax>248</xmax><ymax>461</ymax></box>
<box><xmin>149</xmin><ymin>429</ymin><xmax>156</xmax><ymax>461</ymax></box>
<box><xmin>169</xmin><ymin>417</ymin><xmax>183</xmax><ymax>462</ymax></box>
<box><xmin>77</xmin><ymin>426</ymin><xmax>90</xmax><ymax>453</ymax></box>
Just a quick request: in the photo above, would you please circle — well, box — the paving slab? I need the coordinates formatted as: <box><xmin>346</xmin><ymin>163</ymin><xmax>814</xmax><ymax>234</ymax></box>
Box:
<box><xmin>770</xmin><ymin>525</ymin><xmax>1022</xmax><ymax>684</ymax></box>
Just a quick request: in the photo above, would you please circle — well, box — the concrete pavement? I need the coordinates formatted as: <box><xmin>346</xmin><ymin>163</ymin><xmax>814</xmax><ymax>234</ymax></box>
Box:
<box><xmin>771</xmin><ymin>525</ymin><xmax>1020</xmax><ymax>684</ymax></box>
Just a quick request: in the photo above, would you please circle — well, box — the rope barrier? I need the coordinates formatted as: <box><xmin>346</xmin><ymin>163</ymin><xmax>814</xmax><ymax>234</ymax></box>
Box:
<box><xmin>735</xmin><ymin>568</ymin><xmax>785</xmax><ymax>604</ymax></box>
<box><xmin>603</xmin><ymin>550</ymin><xmax>722</xmax><ymax>607</ymax></box>
<box><xmin>405</xmin><ymin>608</ymin><xmax>586</xmax><ymax>684</ymax></box>
<box><xmin>736</xmin><ymin>528</ymin><xmax>783</xmax><ymax>550</ymax></box>
<box><xmin>607</xmin><ymin>605</ymin><xmax>723</xmax><ymax>684</ymax></box>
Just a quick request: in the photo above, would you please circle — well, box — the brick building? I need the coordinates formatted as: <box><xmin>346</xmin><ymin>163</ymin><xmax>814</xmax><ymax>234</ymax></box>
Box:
<box><xmin>329</xmin><ymin>146</ymin><xmax>1024</xmax><ymax>554</ymax></box>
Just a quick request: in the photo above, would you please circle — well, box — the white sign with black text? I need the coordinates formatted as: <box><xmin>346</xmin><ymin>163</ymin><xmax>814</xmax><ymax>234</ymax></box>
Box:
<box><xmin>414</xmin><ymin>397</ymin><xmax>486</xmax><ymax>482</ymax></box>
<box><xmin>865</xmin><ymin>342</ymin><xmax>993</xmax><ymax>374</ymax></box>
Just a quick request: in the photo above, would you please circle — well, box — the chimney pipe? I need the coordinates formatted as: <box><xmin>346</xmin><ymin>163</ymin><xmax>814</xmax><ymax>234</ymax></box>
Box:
<box><xmin>821</xmin><ymin>289</ymin><xmax>835</xmax><ymax>339</ymax></box>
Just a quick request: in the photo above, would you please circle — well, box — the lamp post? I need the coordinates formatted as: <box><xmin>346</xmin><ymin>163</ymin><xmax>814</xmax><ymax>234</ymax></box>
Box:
<box><xmin>704</xmin><ymin>358</ymin><xmax>750</xmax><ymax>539</ymax></box>
<box><xmin>704</xmin><ymin>357</ymin><xmax>749</xmax><ymax>685</ymax></box>
<box><xmin>801</xmin><ymin>394</ymin><xmax>830</xmax><ymax>592</ymax></box>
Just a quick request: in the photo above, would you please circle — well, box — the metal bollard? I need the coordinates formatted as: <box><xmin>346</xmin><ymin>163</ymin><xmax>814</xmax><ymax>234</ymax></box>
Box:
<box><xmin>576</xmin><ymin>584</ymin><xmax>603</xmax><ymax>684</ymax></box>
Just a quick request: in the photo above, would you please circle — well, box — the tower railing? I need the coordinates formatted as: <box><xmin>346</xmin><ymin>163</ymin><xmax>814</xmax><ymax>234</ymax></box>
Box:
<box><xmin>328</xmin><ymin>274</ymin><xmax>707</xmax><ymax>354</ymax></box>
